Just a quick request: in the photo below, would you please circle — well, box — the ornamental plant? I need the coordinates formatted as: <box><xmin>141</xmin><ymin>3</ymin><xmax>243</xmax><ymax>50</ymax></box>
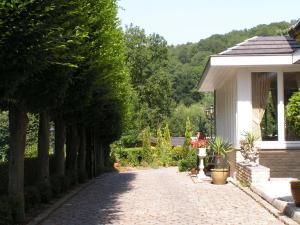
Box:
<box><xmin>239</xmin><ymin>131</ymin><xmax>259</xmax><ymax>164</ymax></box>
<box><xmin>286</xmin><ymin>90</ymin><xmax>300</xmax><ymax>138</ymax></box>
<box><xmin>189</xmin><ymin>138</ymin><xmax>208</xmax><ymax>149</ymax></box>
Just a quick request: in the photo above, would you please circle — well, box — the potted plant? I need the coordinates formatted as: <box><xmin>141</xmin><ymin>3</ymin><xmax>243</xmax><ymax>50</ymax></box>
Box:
<box><xmin>189</xmin><ymin>135</ymin><xmax>208</xmax><ymax>178</ymax></box>
<box><xmin>286</xmin><ymin>90</ymin><xmax>300</xmax><ymax>206</ymax></box>
<box><xmin>208</xmin><ymin>137</ymin><xmax>233</xmax><ymax>184</ymax></box>
<box><xmin>239</xmin><ymin>132</ymin><xmax>259</xmax><ymax>166</ymax></box>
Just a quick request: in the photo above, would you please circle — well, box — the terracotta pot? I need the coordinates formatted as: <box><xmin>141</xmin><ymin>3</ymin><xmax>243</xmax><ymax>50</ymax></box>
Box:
<box><xmin>211</xmin><ymin>168</ymin><xmax>229</xmax><ymax>185</ymax></box>
<box><xmin>290</xmin><ymin>180</ymin><xmax>300</xmax><ymax>207</ymax></box>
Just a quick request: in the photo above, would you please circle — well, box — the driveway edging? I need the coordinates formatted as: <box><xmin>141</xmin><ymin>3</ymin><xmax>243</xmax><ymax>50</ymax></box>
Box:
<box><xmin>230</xmin><ymin>181</ymin><xmax>299</xmax><ymax>225</ymax></box>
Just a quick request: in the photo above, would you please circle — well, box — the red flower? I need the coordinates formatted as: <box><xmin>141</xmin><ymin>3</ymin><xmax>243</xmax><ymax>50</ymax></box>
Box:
<box><xmin>189</xmin><ymin>138</ymin><xmax>208</xmax><ymax>149</ymax></box>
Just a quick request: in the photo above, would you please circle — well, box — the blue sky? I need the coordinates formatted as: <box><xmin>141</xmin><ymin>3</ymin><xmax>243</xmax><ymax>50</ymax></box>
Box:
<box><xmin>118</xmin><ymin>0</ymin><xmax>300</xmax><ymax>45</ymax></box>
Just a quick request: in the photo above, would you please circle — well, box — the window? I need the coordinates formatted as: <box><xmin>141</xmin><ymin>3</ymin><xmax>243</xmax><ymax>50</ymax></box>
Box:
<box><xmin>252</xmin><ymin>72</ymin><xmax>278</xmax><ymax>141</ymax></box>
<box><xmin>284</xmin><ymin>72</ymin><xmax>300</xmax><ymax>141</ymax></box>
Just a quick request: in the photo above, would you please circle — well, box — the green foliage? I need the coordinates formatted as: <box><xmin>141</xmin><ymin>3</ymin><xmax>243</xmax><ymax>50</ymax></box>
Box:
<box><xmin>171</xmin><ymin>145</ymin><xmax>188</xmax><ymax>162</ymax></box>
<box><xmin>178</xmin><ymin>150</ymin><xmax>197</xmax><ymax>172</ymax></box>
<box><xmin>286</xmin><ymin>89</ymin><xmax>300</xmax><ymax>137</ymax></box>
<box><xmin>169</xmin><ymin>103</ymin><xmax>209</xmax><ymax>137</ymax></box>
<box><xmin>0</xmin><ymin>111</ymin><xmax>8</xmax><ymax>162</ymax></box>
<box><xmin>157</xmin><ymin>128</ymin><xmax>163</xmax><ymax>150</ymax></box>
<box><xmin>163</xmin><ymin>124</ymin><xmax>171</xmax><ymax>152</ymax></box>
<box><xmin>110</xmin><ymin>146</ymin><xmax>143</xmax><ymax>167</ymax></box>
<box><xmin>24</xmin><ymin>186</ymin><xmax>41</xmax><ymax>210</ymax></box>
<box><xmin>209</xmin><ymin>137</ymin><xmax>233</xmax><ymax>156</ymax></box>
<box><xmin>0</xmin><ymin>196</ymin><xmax>13</xmax><ymax>225</ymax></box>
<box><xmin>124</xmin><ymin>25</ymin><xmax>174</xmax><ymax>135</ymax></box>
<box><xmin>183</xmin><ymin>116</ymin><xmax>192</xmax><ymax>150</ymax></box>
<box><xmin>142</xmin><ymin>127</ymin><xmax>152</xmax><ymax>163</ymax></box>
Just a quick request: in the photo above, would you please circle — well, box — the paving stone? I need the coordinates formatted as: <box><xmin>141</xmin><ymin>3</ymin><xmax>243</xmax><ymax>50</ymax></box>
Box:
<box><xmin>42</xmin><ymin>167</ymin><xmax>284</xmax><ymax>225</ymax></box>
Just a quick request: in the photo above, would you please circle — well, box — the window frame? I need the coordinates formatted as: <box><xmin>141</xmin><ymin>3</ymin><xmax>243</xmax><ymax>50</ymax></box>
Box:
<box><xmin>254</xmin><ymin>71</ymin><xmax>300</xmax><ymax>149</ymax></box>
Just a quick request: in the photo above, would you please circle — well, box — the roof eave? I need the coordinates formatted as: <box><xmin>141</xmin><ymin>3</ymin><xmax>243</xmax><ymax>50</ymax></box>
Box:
<box><xmin>197</xmin><ymin>57</ymin><xmax>212</xmax><ymax>92</ymax></box>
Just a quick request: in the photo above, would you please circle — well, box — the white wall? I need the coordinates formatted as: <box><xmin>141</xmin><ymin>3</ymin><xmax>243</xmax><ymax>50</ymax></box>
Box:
<box><xmin>236</xmin><ymin>70</ymin><xmax>252</xmax><ymax>146</ymax></box>
<box><xmin>215</xmin><ymin>75</ymin><xmax>237</xmax><ymax>146</ymax></box>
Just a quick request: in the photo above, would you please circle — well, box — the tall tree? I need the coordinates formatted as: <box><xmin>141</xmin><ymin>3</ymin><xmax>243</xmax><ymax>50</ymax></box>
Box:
<box><xmin>124</xmin><ymin>25</ymin><xmax>174</xmax><ymax>137</ymax></box>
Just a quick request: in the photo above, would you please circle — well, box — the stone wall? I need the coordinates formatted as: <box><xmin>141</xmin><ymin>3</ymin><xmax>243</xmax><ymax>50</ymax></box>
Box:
<box><xmin>236</xmin><ymin>162</ymin><xmax>270</xmax><ymax>185</ymax></box>
<box><xmin>259</xmin><ymin>149</ymin><xmax>300</xmax><ymax>179</ymax></box>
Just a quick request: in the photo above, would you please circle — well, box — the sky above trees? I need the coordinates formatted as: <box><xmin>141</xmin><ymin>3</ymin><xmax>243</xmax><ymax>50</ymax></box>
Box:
<box><xmin>118</xmin><ymin>0</ymin><xmax>300</xmax><ymax>45</ymax></box>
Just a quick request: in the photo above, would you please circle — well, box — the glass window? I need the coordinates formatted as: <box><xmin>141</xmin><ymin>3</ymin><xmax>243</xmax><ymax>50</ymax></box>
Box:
<box><xmin>284</xmin><ymin>72</ymin><xmax>300</xmax><ymax>141</ymax></box>
<box><xmin>252</xmin><ymin>72</ymin><xmax>278</xmax><ymax>141</ymax></box>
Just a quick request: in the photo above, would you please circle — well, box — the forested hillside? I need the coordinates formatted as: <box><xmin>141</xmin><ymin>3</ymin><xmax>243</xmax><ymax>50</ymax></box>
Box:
<box><xmin>120</xmin><ymin>20</ymin><xmax>296</xmax><ymax>145</ymax></box>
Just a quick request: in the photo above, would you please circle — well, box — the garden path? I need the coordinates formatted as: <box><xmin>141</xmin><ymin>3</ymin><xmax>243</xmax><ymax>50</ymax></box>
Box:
<box><xmin>42</xmin><ymin>167</ymin><xmax>283</xmax><ymax>225</ymax></box>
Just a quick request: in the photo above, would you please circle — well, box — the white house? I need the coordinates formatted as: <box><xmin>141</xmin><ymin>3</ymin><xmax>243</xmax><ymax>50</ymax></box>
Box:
<box><xmin>198</xmin><ymin>35</ymin><xmax>300</xmax><ymax>178</ymax></box>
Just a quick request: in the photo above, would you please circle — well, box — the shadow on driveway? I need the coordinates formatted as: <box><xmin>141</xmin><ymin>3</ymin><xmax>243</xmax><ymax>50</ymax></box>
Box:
<box><xmin>43</xmin><ymin>172</ymin><xmax>136</xmax><ymax>225</ymax></box>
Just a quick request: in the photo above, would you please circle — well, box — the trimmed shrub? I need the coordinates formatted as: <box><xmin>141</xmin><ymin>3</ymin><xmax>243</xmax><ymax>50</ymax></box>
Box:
<box><xmin>178</xmin><ymin>149</ymin><xmax>197</xmax><ymax>172</ymax></box>
<box><xmin>38</xmin><ymin>182</ymin><xmax>52</xmax><ymax>203</ymax></box>
<box><xmin>50</xmin><ymin>175</ymin><xmax>65</xmax><ymax>197</ymax></box>
<box><xmin>24</xmin><ymin>186</ymin><xmax>41</xmax><ymax>210</ymax></box>
<box><xmin>171</xmin><ymin>145</ymin><xmax>188</xmax><ymax>162</ymax></box>
<box><xmin>62</xmin><ymin>176</ymin><xmax>71</xmax><ymax>193</ymax></box>
<box><xmin>0</xmin><ymin>196</ymin><xmax>12</xmax><ymax>225</ymax></box>
<box><xmin>0</xmin><ymin>162</ymin><xmax>8</xmax><ymax>195</ymax></box>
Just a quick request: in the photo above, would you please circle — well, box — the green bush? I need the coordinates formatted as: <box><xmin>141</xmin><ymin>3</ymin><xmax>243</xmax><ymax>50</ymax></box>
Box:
<box><xmin>0</xmin><ymin>196</ymin><xmax>12</xmax><ymax>225</ymax></box>
<box><xmin>50</xmin><ymin>175</ymin><xmax>65</xmax><ymax>197</ymax></box>
<box><xmin>38</xmin><ymin>182</ymin><xmax>52</xmax><ymax>203</ymax></box>
<box><xmin>286</xmin><ymin>90</ymin><xmax>300</xmax><ymax>137</ymax></box>
<box><xmin>171</xmin><ymin>146</ymin><xmax>188</xmax><ymax>162</ymax></box>
<box><xmin>0</xmin><ymin>162</ymin><xmax>8</xmax><ymax>195</ymax></box>
<box><xmin>178</xmin><ymin>149</ymin><xmax>197</xmax><ymax>172</ymax></box>
<box><xmin>24</xmin><ymin>186</ymin><xmax>41</xmax><ymax>210</ymax></box>
<box><xmin>62</xmin><ymin>176</ymin><xmax>71</xmax><ymax>193</ymax></box>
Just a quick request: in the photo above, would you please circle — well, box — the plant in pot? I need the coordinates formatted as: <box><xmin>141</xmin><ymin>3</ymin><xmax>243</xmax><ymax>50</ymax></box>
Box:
<box><xmin>239</xmin><ymin>131</ymin><xmax>259</xmax><ymax>166</ymax></box>
<box><xmin>208</xmin><ymin>137</ymin><xmax>233</xmax><ymax>185</ymax></box>
<box><xmin>286</xmin><ymin>90</ymin><xmax>300</xmax><ymax>206</ymax></box>
<box><xmin>189</xmin><ymin>134</ymin><xmax>208</xmax><ymax>177</ymax></box>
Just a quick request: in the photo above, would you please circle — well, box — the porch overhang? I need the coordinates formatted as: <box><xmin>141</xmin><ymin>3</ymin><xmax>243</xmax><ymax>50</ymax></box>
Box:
<box><xmin>198</xmin><ymin>51</ymin><xmax>300</xmax><ymax>92</ymax></box>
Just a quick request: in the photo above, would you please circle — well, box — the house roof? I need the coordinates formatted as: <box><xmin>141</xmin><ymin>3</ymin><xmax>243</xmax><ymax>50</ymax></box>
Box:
<box><xmin>198</xmin><ymin>35</ymin><xmax>300</xmax><ymax>92</ymax></box>
<box><xmin>220</xmin><ymin>36</ymin><xmax>300</xmax><ymax>56</ymax></box>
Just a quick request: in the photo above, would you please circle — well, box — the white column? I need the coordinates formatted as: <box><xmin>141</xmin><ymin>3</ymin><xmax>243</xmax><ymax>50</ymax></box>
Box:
<box><xmin>277</xmin><ymin>71</ymin><xmax>285</xmax><ymax>142</ymax></box>
<box><xmin>236</xmin><ymin>70</ymin><xmax>252</xmax><ymax>146</ymax></box>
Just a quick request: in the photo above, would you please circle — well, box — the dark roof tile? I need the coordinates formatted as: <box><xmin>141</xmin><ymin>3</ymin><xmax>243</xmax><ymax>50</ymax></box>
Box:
<box><xmin>220</xmin><ymin>36</ymin><xmax>300</xmax><ymax>55</ymax></box>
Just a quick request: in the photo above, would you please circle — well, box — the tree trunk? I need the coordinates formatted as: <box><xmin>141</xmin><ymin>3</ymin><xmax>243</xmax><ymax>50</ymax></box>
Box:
<box><xmin>103</xmin><ymin>143</ymin><xmax>110</xmax><ymax>167</ymax></box>
<box><xmin>94</xmin><ymin>131</ymin><xmax>101</xmax><ymax>176</ymax></box>
<box><xmin>37</xmin><ymin>111</ymin><xmax>50</xmax><ymax>184</ymax></box>
<box><xmin>78</xmin><ymin>126</ymin><xmax>86</xmax><ymax>182</ymax></box>
<box><xmin>86</xmin><ymin>128</ymin><xmax>94</xmax><ymax>179</ymax></box>
<box><xmin>8</xmin><ymin>105</ymin><xmax>28</xmax><ymax>222</ymax></box>
<box><xmin>66</xmin><ymin>124</ymin><xmax>79</xmax><ymax>184</ymax></box>
<box><xmin>54</xmin><ymin>116</ymin><xmax>65</xmax><ymax>177</ymax></box>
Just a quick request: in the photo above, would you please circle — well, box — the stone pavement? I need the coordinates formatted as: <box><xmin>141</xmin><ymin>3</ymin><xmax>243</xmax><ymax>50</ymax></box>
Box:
<box><xmin>251</xmin><ymin>178</ymin><xmax>300</xmax><ymax>223</ymax></box>
<box><xmin>42</xmin><ymin>167</ymin><xmax>284</xmax><ymax>225</ymax></box>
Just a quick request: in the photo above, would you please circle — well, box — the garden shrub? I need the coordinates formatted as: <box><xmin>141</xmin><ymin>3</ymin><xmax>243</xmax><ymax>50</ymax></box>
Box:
<box><xmin>78</xmin><ymin>170</ymin><xmax>88</xmax><ymax>183</ymax></box>
<box><xmin>50</xmin><ymin>175</ymin><xmax>64</xmax><ymax>197</ymax></box>
<box><xmin>62</xmin><ymin>176</ymin><xmax>71</xmax><ymax>193</ymax></box>
<box><xmin>38</xmin><ymin>181</ymin><xmax>52</xmax><ymax>203</ymax></box>
<box><xmin>171</xmin><ymin>146</ymin><xmax>188</xmax><ymax>162</ymax></box>
<box><xmin>178</xmin><ymin>149</ymin><xmax>197</xmax><ymax>172</ymax></box>
<box><xmin>24</xmin><ymin>186</ymin><xmax>41</xmax><ymax>210</ymax></box>
<box><xmin>0</xmin><ymin>196</ymin><xmax>13</xmax><ymax>225</ymax></box>
<box><xmin>286</xmin><ymin>90</ymin><xmax>300</xmax><ymax>137</ymax></box>
<box><xmin>0</xmin><ymin>162</ymin><xmax>8</xmax><ymax>195</ymax></box>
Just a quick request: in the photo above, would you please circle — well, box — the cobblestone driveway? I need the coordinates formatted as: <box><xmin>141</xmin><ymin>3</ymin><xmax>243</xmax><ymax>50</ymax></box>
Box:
<box><xmin>42</xmin><ymin>167</ymin><xmax>283</xmax><ymax>225</ymax></box>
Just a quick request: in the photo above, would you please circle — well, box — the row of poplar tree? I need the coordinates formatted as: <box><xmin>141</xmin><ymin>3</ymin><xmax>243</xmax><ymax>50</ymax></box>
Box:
<box><xmin>0</xmin><ymin>0</ymin><xmax>131</xmax><ymax>222</ymax></box>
